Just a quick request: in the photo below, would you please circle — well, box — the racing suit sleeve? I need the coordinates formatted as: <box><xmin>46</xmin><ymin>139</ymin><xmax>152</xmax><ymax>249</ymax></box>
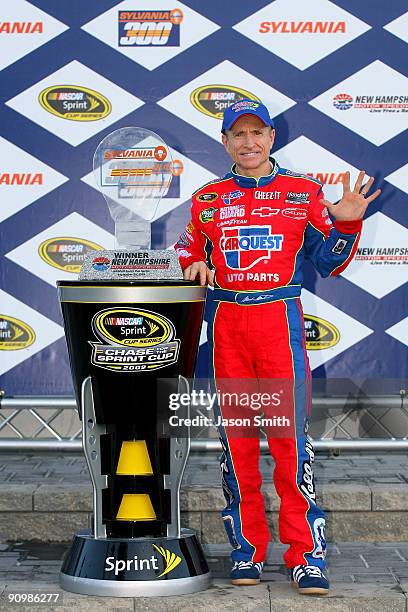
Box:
<box><xmin>174</xmin><ymin>202</ymin><xmax>208</xmax><ymax>271</ymax></box>
<box><xmin>304</xmin><ymin>189</ymin><xmax>362</xmax><ymax>277</ymax></box>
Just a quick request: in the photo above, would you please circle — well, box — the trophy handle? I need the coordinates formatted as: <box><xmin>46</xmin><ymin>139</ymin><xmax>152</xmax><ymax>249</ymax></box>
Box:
<box><xmin>81</xmin><ymin>376</ymin><xmax>108</xmax><ymax>539</ymax></box>
<box><xmin>164</xmin><ymin>375</ymin><xmax>190</xmax><ymax>538</ymax></box>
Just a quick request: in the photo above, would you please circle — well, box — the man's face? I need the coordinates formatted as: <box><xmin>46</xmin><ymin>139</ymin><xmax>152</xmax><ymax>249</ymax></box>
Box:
<box><xmin>222</xmin><ymin>114</ymin><xmax>275</xmax><ymax>174</ymax></box>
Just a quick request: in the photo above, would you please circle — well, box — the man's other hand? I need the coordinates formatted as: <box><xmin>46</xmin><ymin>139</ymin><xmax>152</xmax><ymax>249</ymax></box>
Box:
<box><xmin>183</xmin><ymin>262</ymin><xmax>214</xmax><ymax>287</ymax></box>
<box><xmin>321</xmin><ymin>170</ymin><xmax>381</xmax><ymax>221</ymax></box>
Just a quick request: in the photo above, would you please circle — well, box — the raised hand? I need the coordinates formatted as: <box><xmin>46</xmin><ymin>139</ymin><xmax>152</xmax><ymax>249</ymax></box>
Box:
<box><xmin>321</xmin><ymin>170</ymin><xmax>381</xmax><ymax>221</ymax></box>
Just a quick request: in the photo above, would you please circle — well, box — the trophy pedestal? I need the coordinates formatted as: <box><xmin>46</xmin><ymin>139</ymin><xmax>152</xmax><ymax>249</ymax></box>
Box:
<box><xmin>60</xmin><ymin>529</ymin><xmax>210</xmax><ymax>597</ymax></box>
<box><xmin>57</xmin><ymin>278</ymin><xmax>209</xmax><ymax>598</ymax></box>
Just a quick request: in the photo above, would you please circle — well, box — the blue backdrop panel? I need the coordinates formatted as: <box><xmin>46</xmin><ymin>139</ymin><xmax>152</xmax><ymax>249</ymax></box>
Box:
<box><xmin>0</xmin><ymin>0</ymin><xmax>407</xmax><ymax>394</ymax></box>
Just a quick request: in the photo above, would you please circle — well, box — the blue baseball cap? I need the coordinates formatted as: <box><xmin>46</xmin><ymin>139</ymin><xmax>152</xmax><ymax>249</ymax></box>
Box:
<box><xmin>221</xmin><ymin>99</ymin><xmax>275</xmax><ymax>133</ymax></box>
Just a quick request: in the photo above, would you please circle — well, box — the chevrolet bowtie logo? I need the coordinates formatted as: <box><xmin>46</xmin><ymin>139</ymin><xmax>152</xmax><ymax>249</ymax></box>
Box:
<box><xmin>253</xmin><ymin>207</ymin><xmax>279</xmax><ymax>217</ymax></box>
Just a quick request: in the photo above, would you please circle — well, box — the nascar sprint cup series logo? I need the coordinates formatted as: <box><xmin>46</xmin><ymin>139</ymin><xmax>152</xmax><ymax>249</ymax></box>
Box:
<box><xmin>39</xmin><ymin>86</ymin><xmax>111</xmax><ymax>121</ymax></box>
<box><xmin>0</xmin><ymin>315</ymin><xmax>36</xmax><ymax>350</ymax></box>
<box><xmin>190</xmin><ymin>85</ymin><xmax>260</xmax><ymax>119</ymax></box>
<box><xmin>220</xmin><ymin>226</ymin><xmax>283</xmax><ymax>270</ymax></box>
<box><xmin>90</xmin><ymin>308</ymin><xmax>180</xmax><ymax>372</ymax></box>
<box><xmin>118</xmin><ymin>9</ymin><xmax>183</xmax><ymax>47</ymax></box>
<box><xmin>39</xmin><ymin>237</ymin><xmax>104</xmax><ymax>273</ymax></box>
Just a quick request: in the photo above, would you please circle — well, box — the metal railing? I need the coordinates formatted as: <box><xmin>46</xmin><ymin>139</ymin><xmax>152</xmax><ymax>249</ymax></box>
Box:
<box><xmin>0</xmin><ymin>395</ymin><xmax>407</xmax><ymax>451</ymax></box>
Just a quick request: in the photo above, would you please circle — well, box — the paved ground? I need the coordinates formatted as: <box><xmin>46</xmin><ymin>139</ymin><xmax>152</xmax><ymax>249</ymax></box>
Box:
<box><xmin>0</xmin><ymin>451</ymin><xmax>407</xmax><ymax>486</ymax></box>
<box><xmin>0</xmin><ymin>541</ymin><xmax>408</xmax><ymax>610</ymax></box>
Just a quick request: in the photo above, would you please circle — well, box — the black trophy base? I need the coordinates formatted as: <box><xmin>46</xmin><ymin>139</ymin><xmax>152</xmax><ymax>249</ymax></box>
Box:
<box><xmin>60</xmin><ymin>529</ymin><xmax>211</xmax><ymax>597</ymax></box>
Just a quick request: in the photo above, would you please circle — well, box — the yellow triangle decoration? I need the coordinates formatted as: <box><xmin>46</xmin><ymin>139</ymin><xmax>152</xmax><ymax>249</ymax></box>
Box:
<box><xmin>116</xmin><ymin>440</ymin><xmax>153</xmax><ymax>476</ymax></box>
<box><xmin>116</xmin><ymin>494</ymin><xmax>156</xmax><ymax>521</ymax></box>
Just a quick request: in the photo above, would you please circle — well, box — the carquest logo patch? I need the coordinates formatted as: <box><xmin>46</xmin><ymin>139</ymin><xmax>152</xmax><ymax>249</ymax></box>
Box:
<box><xmin>0</xmin><ymin>315</ymin><xmax>36</xmax><ymax>350</ymax></box>
<box><xmin>39</xmin><ymin>85</ymin><xmax>111</xmax><ymax>121</ymax></box>
<box><xmin>39</xmin><ymin>237</ymin><xmax>104</xmax><ymax>273</ymax></box>
<box><xmin>90</xmin><ymin>308</ymin><xmax>180</xmax><ymax>372</ymax></box>
<box><xmin>304</xmin><ymin>315</ymin><xmax>340</xmax><ymax>350</ymax></box>
<box><xmin>220</xmin><ymin>225</ymin><xmax>283</xmax><ymax>270</ymax></box>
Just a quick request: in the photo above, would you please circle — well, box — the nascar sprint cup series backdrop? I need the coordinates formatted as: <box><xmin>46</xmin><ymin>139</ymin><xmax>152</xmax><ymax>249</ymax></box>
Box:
<box><xmin>0</xmin><ymin>0</ymin><xmax>407</xmax><ymax>395</ymax></box>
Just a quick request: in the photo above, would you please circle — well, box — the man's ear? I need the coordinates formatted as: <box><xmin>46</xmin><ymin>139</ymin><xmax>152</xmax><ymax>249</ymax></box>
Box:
<box><xmin>222</xmin><ymin>132</ymin><xmax>230</xmax><ymax>153</ymax></box>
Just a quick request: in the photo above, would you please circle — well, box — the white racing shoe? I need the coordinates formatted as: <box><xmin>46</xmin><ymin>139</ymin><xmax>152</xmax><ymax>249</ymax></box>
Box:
<box><xmin>291</xmin><ymin>564</ymin><xmax>329</xmax><ymax>595</ymax></box>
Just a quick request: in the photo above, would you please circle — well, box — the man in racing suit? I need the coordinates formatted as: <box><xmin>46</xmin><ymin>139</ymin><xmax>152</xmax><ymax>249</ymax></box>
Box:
<box><xmin>175</xmin><ymin>99</ymin><xmax>380</xmax><ymax>594</ymax></box>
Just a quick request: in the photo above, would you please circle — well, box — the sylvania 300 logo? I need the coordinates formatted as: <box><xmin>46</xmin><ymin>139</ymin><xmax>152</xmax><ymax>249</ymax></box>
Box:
<box><xmin>90</xmin><ymin>307</ymin><xmax>180</xmax><ymax>373</ymax></box>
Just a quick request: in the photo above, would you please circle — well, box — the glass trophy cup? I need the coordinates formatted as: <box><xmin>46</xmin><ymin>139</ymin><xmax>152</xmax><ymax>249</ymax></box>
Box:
<box><xmin>93</xmin><ymin>126</ymin><xmax>173</xmax><ymax>249</ymax></box>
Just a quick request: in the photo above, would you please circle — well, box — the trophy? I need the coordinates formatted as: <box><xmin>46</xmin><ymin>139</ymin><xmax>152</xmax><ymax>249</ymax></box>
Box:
<box><xmin>57</xmin><ymin>128</ymin><xmax>210</xmax><ymax>596</ymax></box>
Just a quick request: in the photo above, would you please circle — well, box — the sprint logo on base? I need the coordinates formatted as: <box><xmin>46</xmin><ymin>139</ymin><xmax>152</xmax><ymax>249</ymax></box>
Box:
<box><xmin>105</xmin><ymin>545</ymin><xmax>182</xmax><ymax>578</ymax></box>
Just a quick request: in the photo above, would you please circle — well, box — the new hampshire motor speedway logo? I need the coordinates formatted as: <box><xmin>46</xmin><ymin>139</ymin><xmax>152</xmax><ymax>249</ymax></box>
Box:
<box><xmin>333</xmin><ymin>93</ymin><xmax>408</xmax><ymax>112</ymax></box>
<box><xmin>220</xmin><ymin>226</ymin><xmax>283</xmax><ymax>270</ymax></box>
<box><xmin>118</xmin><ymin>9</ymin><xmax>183</xmax><ymax>47</ymax></box>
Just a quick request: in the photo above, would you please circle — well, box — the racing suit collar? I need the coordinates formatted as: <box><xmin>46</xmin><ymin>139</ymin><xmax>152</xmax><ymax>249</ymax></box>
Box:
<box><xmin>229</xmin><ymin>157</ymin><xmax>280</xmax><ymax>188</ymax></box>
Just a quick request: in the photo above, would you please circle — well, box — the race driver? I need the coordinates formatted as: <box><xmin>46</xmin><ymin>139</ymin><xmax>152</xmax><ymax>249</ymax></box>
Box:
<box><xmin>175</xmin><ymin>99</ymin><xmax>380</xmax><ymax>594</ymax></box>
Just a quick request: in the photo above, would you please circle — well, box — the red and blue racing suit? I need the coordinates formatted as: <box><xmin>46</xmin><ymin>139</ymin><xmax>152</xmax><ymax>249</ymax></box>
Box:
<box><xmin>175</xmin><ymin>159</ymin><xmax>362</xmax><ymax>569</ymax></box>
